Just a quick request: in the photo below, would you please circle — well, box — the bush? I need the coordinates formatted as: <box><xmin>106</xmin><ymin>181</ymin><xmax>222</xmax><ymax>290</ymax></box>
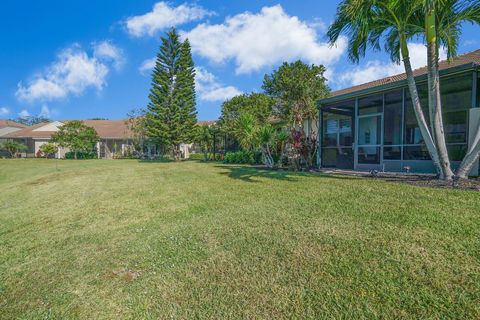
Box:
<box><xmin>65</xmin><ymin>151</ymin><xmax>97</xmax><ymax>159</ymax></box>
<box><xmin>224</xmin><ymin>150</ymin><xmax>262</xmax><ymax>165</ymax></box>
<box><xmin>189</xmin><ymin>153</ymin><xmax>223</xmax><ymax>161</ymax></box>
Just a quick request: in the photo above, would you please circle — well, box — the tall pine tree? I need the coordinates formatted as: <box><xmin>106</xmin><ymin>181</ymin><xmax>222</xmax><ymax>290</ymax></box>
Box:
<box><xmin>145</xmin><ymin>28</ymin><xmax>197</xmax><ymax>160</ymax></box>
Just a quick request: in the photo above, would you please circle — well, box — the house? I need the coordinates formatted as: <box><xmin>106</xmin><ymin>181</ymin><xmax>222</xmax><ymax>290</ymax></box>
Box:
<box><xmin>3</xmin><ymin>120</ymin><xmax>134</xmax><ymax>159</ymax></box>
<box><xmin>0</xmin><ymin>120</ymin><xmax>27</xmax><ymax>138</ymax></box>
<box><xmin>317</xmin><ymin>49</ymin><xmax>480</xmax><ymax>176</ymax></box>
<box><xmin>0</xmin><ymin>120</ymin><xmax>28</xmax><ymax>157</ymax></box>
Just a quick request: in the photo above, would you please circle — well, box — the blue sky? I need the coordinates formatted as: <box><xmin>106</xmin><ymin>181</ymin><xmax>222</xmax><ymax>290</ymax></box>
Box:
<box><xmin>0</xmin><ymin>0</ymin><xmax>479</xmax><ymax>121</ymax></box>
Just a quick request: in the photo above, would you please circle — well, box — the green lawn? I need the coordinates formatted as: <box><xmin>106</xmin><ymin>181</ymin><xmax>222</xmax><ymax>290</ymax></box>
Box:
<box><xmin>0</xmin><ymin>159</ymin><xmax>479</xmax><ymax>319</ymax></box>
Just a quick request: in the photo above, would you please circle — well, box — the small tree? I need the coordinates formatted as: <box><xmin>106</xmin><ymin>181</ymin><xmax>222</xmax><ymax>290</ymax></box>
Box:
<box><xmin>0</xmin><ymin>141</ymin><xmax>27</xmax><ymax>158</ymax></box>
<box><xmin>263</xmin><ymin>60</ymin><xmax>330</xmax><ymax>127</ymax></box>
<box><xmin>234</xmin><ymin>113</ymin><xmax>259</xmax><ymax>151</ymax></box>
<box><xmin>257</xmin><ymin>125</ymin><xmax>277</xmax><ymax>168</ymax></box>
<box><xmin>194</xmin><ymin>124</ymin><xmax>214</xmax><ymax>161</ymax></box>
<box><xmin>126</xmin><ymin>108</ymin><xmax>148</xmax><ymax>157</ymax></box>
<box><xmin>39</xmin><ymin>143</ymin><xmax>58</xmax><ymax>159</ymax></box>
<box><xmin>51</xmin><ymin>121</ymin><xmax>99</xmax><ymax>160</ymax></box>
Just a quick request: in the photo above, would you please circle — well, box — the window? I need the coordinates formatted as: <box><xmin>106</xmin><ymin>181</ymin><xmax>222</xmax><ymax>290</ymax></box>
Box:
<box><xmin>383</xmin><ymin>146</ymin><xmax>401</xmax><ymax>160</ymax></box>
<box><xmin>440</xmin><ymin>73</ymin><xmax>472</xmax><ymax>111</ymax></box>
<box><xmin>323</xmin><ymin>117</ymin><xmax>338</xmax><ymax>147</ymax></box>
<box><xmin>404</xmin><ymin>145</ymin><xmax>431</xmax><ymax>160</ymax></box>
<box><xmin>443</xmin><ymin>110</ymin><xmax>468</xmax><ymax>143</ymax></box>
<box><xmin>321</xmin><ymin>101</ymin><xmax>355</xmax><ymax>169</ymax></box>
<box><xmin>441</xmin><ymin>73</ymin><xmax>471</xmax><ymax>143</ymax></box>
<box><xmin>358</xmin><ymin>94</ymin><xmax>383</xmax><ymax>115</ymax></box>
<box><xmin>384</xmin><ymin>90</ymin><xmax>403</xmax><ymax>145</ymax></box>
<box><xmin>358</xmin><ymin>147</ymin><xmax>381</xmax><ymax>164</ymax></box>
<box><xmin>358</xmin><ymin>116</ymin><xmax>381</xmax><ymax>145</ymax></box>
<box><xmin>339</xmin><ymin>118</ymin><xmax>353</xmax><ymax>146</ymax></box>
<box><xmin>404</xmin><ymin>84</ymin><xmax>428</xmax><ymax>145</ymax></box>
<box><xmin>447</xmin><ymin>144</ymin><xmax>468</xmax><ymax>161</ymax></box>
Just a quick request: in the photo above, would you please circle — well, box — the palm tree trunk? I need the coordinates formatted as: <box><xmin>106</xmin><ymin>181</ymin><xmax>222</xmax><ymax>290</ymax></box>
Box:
<box><xmin>456</xmin><ymin>127</ymin><xmax>480</xmax><ymax>179</ymax></box>
<box><xmin>400</xmin><ymin>38</ymin><xmax>443</xmax><ymax>177</ymax></box>
<box><xmin>426</xmin><ymin>7</ymin><xmax>454</xmax><ymax>180</ymax></box>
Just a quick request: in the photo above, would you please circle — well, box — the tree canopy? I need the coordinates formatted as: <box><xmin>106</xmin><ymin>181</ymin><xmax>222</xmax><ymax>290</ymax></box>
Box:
<box><xmin>51</xmin><ymin>121</ymin><xmax>99</xmax><ymax>160</ymax></box>
<box><xmin>219</xmin><ymin>93</ymin><xmax>274</xmax><ymax>133</ymax></box>
<box><xmin>262</xmin><ymin>60</ymin><xmax>330</xmax><ymax>127</ymax></box>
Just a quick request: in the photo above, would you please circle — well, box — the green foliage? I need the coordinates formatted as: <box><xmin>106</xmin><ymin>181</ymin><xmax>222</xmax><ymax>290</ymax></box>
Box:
<box><xmin>263</xmin><ymin>60</ymin><xmax>329</xmax><ymax>126</ymax></box>
<box><xmin>234</xmin><ymin>113</ymin><xmax>259</xmax><ymax>150</ymax></box>
<box><xmin>51</xmin><ymin>121</ymin><xmax>99</xmax><ymax>160</ymax></box>
<box><xmin>145</xmin><ymin>28</ymin><xmax>197</xmax><ymax>160</ymax></box>
<box><xmin>0</xmin><ymin>140</ymin><xmax>27</xmax><ymax>158</ymax></box>
<box><xmin>220</xmin><ymin>93</ymin><xmax>274</xmax><ymax>133</ymax></box>
<box><xmin>126</xmin><ymin>108</ymin><xmax>148</xmax><ymax>157</ymax></box>
<box><xmin>194</xmin><ymin>124</ymin><xmax>215</xmax><ymax>161</ymax></box>
<box><xmin>65</xmin><ymin>151</ymin><xmax>97</xmax><ymax>160</ymax></box>
<box><xmin>189</xmin><ymin>152</ymin><xmax>223</xmax><ymax>161</ymax></box>
<box><xmin>39</xmin><ymin>143</ymin><xmax>58</xmax><ymax>159</ymax></box>
<box><xmin>224</xmin><ymin>150</ymin><xmax>262</xmax><ymax>165</ymax></box>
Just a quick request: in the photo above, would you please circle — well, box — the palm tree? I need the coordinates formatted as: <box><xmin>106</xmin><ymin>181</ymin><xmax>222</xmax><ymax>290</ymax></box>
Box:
<box><xmin>235</xmin><ymin>113</ymin><xmax>258</xmax><ymax>151</ymax></box>
<box><xmin>328</xmin><ymin>0</ymin><xmax>444</xmax><ymax>177</ymax></box>
<box><xmin>424</xmin><ymin>0</ymin><xmax>480</xmax><ymax>179</ymax></box>
<box><xmin>257</xmin><ymin>125</ymin><xmax>276</xmax><ymax>168</ymax></box>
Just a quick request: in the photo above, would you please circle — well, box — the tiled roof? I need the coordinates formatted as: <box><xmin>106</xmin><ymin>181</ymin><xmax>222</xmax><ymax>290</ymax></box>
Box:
<box><xmin>4</xmin><ymin>120</ymin><xmax>132</xmax><ymax>139</ymax></box>
<box><xmin>0</xmin><ymin>120</ymin><xmax>27</xmax><ymax>128</ymax></box>
<box><xmin>328</xmin><ymin>49</ymin><xmax>480</xmax><ymax>99</ymax></box>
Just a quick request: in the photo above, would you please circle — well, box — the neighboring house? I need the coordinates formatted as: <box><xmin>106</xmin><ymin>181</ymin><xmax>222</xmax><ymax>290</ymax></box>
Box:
<box><xmin>3</xmin><ymin>120</ymin><xmax>134</xmax><ymax>159</ymax></box>
<box><xmin>316</xmin><ymin>49</ymin><xmax>480</xmax><ymax>176</ymax></box>
<box><xmin>0</xmin><ymin>120</ymin><xmax>26</xmax><ymax>138</ymax></box>
<box><xmin>0</xmin><ymin>120</ymin><xmax>28</xmax><ymax>157</ymax></box>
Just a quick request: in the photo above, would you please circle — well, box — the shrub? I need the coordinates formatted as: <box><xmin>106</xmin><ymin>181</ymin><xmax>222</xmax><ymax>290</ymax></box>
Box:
<box><xmin>224</xmin><ymin>150</ymin><xmax>261</xmax><ymax>165</ymax></box>
<box><xmin>39</xmin><ymin>143</ymin><xmax>58</xmax><ymax>159</ymax></box>
<box><xmin>0</xmin><ymin>141</ymin><xmax>28</xmax><ymax>158</ymax></box>
<box><xmin>65</xmin><ymin>151</ymin><xmax>97</xmax><ymax>160</ymax></box>
<box><xmin>190</xmin><ymin>153</ymin><xmax>223</xmax><ymax>161</ymax></box>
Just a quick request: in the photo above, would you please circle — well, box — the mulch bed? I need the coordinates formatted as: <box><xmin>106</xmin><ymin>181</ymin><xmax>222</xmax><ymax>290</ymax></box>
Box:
<box><xmin>320</xmin><ymin>169</ymin><xmax>480</xmax><ymax>191</ymax></box>
<box><xmin>251</xmin><ymin>165</ymin><xmax>480</xmax><ymax>191</ymax></box>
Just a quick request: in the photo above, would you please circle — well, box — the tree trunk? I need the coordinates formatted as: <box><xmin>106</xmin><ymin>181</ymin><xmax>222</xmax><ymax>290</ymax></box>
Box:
<box><xmin>426</xmin><ymin>6</ymin><xmax>454</xmax><ymax>180</ymax></box>
<box><xmin>400</xmin><ymin>38</ymin><xmax>443</xmax><ymax>177</ymax></box>
<box><xmin>74</xmin><ymin>151</ymin><xmax>77</xmax><ymax>160</ymax></box>
<box><xmin>456</xmin><ymin>127</ymin><xmax>480</xmax><ymax>179</ymax></box>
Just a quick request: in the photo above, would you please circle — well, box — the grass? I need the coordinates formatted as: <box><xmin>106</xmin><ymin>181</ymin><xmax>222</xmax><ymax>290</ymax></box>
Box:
<box><xmin>0</xmin><ymin>159</ymin><xmax>479</xmax><ymax>319</ymax></box>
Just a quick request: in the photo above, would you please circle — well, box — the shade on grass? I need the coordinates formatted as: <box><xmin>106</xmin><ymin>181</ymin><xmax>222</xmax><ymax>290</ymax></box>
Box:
<box><xmin>0</xmin><ymin>159</ymin><xmax>479</xmax><ymax>319</ymax></box>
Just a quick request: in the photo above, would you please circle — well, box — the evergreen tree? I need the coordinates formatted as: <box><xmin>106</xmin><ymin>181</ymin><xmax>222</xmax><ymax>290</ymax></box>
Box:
<box><xmin>145</xmin><ymin>28</ymin><xmax>197</xmax><ymax>160</ymax></box>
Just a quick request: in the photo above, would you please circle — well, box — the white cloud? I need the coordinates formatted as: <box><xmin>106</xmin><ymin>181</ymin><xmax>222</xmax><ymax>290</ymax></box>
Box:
<box><xmin>93</xmin><ymin>41</ymin><xmax>125</xmax><ymax>70</ymax></box>
<box><xmin>139</xmin><ymin>57</ymin><xmax>156</xmax><ymax>75</ymax></box>
<box><xmin>184</xmin><ymin>5</ymin><xmax>347</xmax><ymax>74</ymax></box>
<box><xmin>0</xmin><ymin>107</ymin><xmax>10</xmax><ymax>116</ymax></box>
<box><xmin>39</xmin><ymin>105</ymin><xmax>54</xmax><ymax>118</ymax></box>
<box><xmin>195</xmin><ymin>67</ymin><xmax>242</xmax><ymax>102</ymax></box>
<box><xmin>336</xmin><ymin>43</ymin><xmax>447</xmax><ymax>87</ymax></box>
<box><xmin>463</xmin><ymin>39</ymin><xmax>478</xmax><ymax>47</ymax></box>
<box><xmin>16</xmin><ymin>43</ymin><xmax>119</xmax><ymax>103</ymax></box>
<box><xmin>125</xmin><ymin>2</ymin><xmax>214</xmax><ymax>37</ymax></box>
<box><xmin>19</xmin><ymin>110</ymin><xmax>30</xmax><ymax>118</ymax></box>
